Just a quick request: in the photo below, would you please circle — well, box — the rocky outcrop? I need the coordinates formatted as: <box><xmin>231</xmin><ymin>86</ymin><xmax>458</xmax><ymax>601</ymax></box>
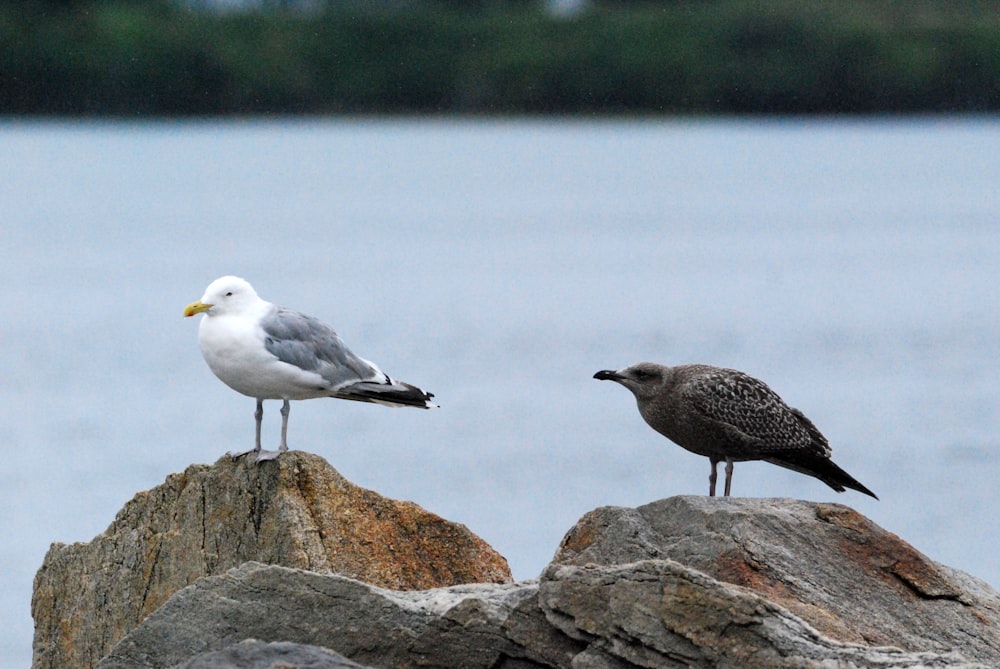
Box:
<box><xmin>552</xmin><ymin>497</ymin><xmax>1000</xmax><ymax>661</ymax></box>
<box><xmin>31</xmin><ymin>452</ymin><xmax>511</xmax><ymax>669</ymax></box>
<box><xmin>33</xmin><ymin>453</ymin><xmax>1000</xmax><ymax>669</ymax></box>
<box><xmin>96</xmin><ymin>558</ymin><xmax>992</xmax><ymax>669</ymax></box>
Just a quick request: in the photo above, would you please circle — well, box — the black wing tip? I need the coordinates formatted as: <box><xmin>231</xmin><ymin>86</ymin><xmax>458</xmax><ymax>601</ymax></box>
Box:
<box><xmin>823</xmin><ymin>469</ymin><xmax>878</xmax><ymax>500</ymax></box>
<box><xmin>406</xmin><ymin>384</ymin><xmax>437</xmax><ymax>408</ymax></box>
<box><xmin>843</xmin><ymin>480</ymin><xmax>879</xmax><ymax>500</ymax></box>
<box><xmin>768</xmin><ymin>454</ymin><xmax>878</xmax><ymax>500</ymax></box>
<box><xmin>337</xmin><ymin>381</ymin><xmax>438</xmax><ymax>409</ymax></box>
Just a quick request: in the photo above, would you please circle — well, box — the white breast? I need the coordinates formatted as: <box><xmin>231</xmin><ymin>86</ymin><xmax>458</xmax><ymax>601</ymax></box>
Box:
<box><xmin>198</xmin><ymin>310</ymin><xmax>329</xmax><ymax>400</ymax></box>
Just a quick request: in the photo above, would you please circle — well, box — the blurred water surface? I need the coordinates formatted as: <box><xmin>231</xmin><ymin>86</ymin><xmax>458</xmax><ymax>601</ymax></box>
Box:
<box><xmin>2</xmin><ymin>117</ymin><xmax>999</xmax><ymax>667</ymax></box>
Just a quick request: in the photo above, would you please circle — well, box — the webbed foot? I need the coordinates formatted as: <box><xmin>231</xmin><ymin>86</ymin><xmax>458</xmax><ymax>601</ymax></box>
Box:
<box><xmin>227</xmin><ymin>447</ymin><xmax>286</xmax><ymax>463</ymax></box>
<box><xmin>253</xmin><ymin>448</ymin><xmax>286</xmax><ymax>462</ymax></box>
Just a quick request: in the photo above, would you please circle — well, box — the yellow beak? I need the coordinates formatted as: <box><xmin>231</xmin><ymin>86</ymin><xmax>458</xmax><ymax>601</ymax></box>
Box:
<box><xmin>183</xmin><ymin>300</ymin><xmax>213</xmax><ymax>317</ymax></box>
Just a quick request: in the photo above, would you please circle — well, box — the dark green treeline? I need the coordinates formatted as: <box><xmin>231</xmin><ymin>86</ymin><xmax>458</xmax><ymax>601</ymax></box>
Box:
<box><xmin>3</xmin><ymin>0</ymin><xmax>1000</xmax><ymax>116</ymax></box>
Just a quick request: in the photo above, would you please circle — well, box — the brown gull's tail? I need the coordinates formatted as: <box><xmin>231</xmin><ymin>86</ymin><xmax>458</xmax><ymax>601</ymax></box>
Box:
<box><xmin>765</xmin><ymin>452</ymin><xmax>878</xmax><ymax>499</ymax></box>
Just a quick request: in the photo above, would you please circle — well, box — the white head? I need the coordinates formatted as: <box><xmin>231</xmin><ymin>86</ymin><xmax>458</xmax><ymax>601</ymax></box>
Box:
<box><xmin>183</xmin><ymin>275</ymin><xmax>262</xmax><ymax>318</ymax></box>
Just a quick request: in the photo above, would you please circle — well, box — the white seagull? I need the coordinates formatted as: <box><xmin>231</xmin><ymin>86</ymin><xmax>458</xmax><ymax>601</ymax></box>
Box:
<box><xmin>184</xmin><ymin>276</ymin><xmax>437</xmax><ymax>462</ymax></box>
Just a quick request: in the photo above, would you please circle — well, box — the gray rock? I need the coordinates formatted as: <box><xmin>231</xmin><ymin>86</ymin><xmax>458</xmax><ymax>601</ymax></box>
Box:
<box><xmin>97</xmin><ymin>562</ymin><xmax>555</xmax><ymax>669</ymax></box>
<box><xmin>173</xmin><ymin>639</ymin><xmax>371</xmax><ymax>669</ymax></box>
<box><xmin>552</xmin><ymin>496</ymin><xmax>1000</xmax><ymax>663</ymax></box>
<box><xmin>540</xmin><ymin>560</ymin><xmax>985</xmax><ymax>669</ymax></box>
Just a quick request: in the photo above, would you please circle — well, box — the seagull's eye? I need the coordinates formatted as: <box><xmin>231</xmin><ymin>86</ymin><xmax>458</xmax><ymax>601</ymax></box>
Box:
<box><xmin>225</xmin><ymin>291</ymin><xmax>233</xmax><ymax>297</ymax></box>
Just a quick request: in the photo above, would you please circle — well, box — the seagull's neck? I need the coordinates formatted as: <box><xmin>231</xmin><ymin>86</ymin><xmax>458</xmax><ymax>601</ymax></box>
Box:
<box><xmin>200</xmin><ymin>299</ymin><xmax>272</xmax><ymax>338</ymax></box>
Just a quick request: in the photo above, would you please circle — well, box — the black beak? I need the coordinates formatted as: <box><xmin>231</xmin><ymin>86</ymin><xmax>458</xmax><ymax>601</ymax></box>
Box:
<box><xmin>594</xmin><ymin>369</ymin><xmax>623</xmax><ymax>381</ymax></box>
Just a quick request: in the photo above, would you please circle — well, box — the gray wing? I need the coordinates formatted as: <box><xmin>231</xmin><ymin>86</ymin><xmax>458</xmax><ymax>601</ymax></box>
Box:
<box><xmin>683</xmin><ymin>369</ymin><xmax>831</xmax><ymax>457</ymax></box>
<box><xmin>260</xmin><ymin>306</ymin><xmax>384</xmax><ymax>390</ymax></box>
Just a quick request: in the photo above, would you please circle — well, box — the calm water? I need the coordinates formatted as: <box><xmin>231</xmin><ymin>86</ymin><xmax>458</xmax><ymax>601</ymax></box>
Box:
<box><xmin>3</xmin><ymin>118</ymin><xmax>999</xmax><ymax>667</ymax></box>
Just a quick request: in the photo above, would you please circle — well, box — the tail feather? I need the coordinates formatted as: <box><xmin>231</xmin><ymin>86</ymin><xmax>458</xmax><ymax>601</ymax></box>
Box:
<box><xmin>334</xmin><ymin>379</ymin><xmax>437</xmax><ymax>409</ymax></box>
<box><xmin>765</xmin><ymin>453</ymin><xmax>878</xmax><ymax>499</ymax></box>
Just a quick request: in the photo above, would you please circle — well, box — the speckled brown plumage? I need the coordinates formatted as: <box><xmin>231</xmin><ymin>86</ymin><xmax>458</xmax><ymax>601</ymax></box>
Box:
<box><xmin>594</xmin><ymin>363</ymin><xmax>877</xmax><ymax>499</ymax></box>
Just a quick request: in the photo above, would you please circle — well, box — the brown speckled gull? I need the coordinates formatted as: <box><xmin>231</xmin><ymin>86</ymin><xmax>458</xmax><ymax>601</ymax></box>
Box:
<box><xmin>594</xmin><ymin>362</ymin><xmax>877</xmax><ymax>499</ymax></box>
